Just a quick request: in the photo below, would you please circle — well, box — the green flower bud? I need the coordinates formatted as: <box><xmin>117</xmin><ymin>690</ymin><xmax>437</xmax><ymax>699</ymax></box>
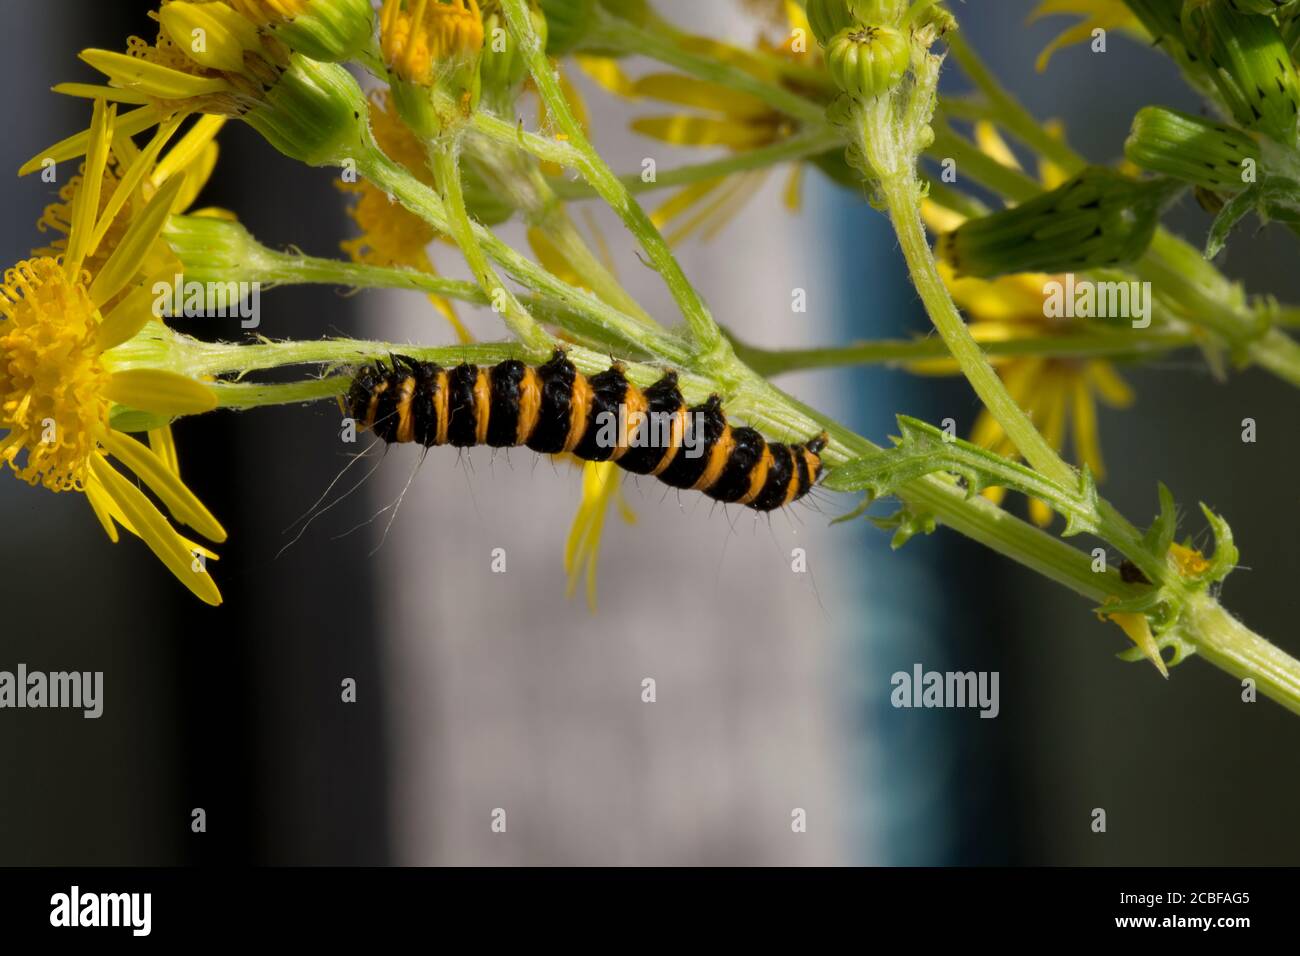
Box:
<box><xmin>1123</xmin><ymin>0</ymin><xmax>1204</xmax><ymax>74</ymax></box>
<box><xmin>1184</xmin><ymin>0</ymin><xmax>1300</xmax><ymax>145</ymax></box>
<box><xmin>538</xmin><ymin>0</ymin><xmax>594</xmax><ymax>54</ymax></box>
<box><xmin>480</xmin><ymin>8</ymin><xmax>547</xmax><ymax>99</ymax></box>
<box><xmin>848</xmin><ymin>0</ymin><xmax>907</xmax><ymax>23</ymax></box>
<box><xmin>825</xmin><ymin>25</ymin><xmax>910</xmax><ymax>99</ymax></box>
<box><xmin>243</xmin><ymin>54</ymin><xmax>371</xmax><ymax>167</ymax></box>
<box><xmin>163</xmin><ymin>215</ymin><xmax>268</xmax><ymax>284</ymax></box>
<box><xmin>263</xmin><ymin>0</ymin><xmax>376</xmax><ymax>63</ymax></box>
<box><xmin>806</xmin><ymin>0</ymin><xmax>858</xmax><ymax>46</ymax></box>
<box><xmin>1125</xmin><ymin>106</ymin><xmax>1260</xmax><ymax>192</ymax></box>
<box><xmin>937</xmin><ymin>168</ymin><xmax>1184</xmax><ymax>278</ymax></box>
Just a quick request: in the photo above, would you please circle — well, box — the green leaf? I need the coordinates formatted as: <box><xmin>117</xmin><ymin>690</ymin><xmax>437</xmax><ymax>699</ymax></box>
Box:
<box><xmin>824</xmin><ymin>415</ymin><xmax>1102</xmax><ymax>536</ymax></box>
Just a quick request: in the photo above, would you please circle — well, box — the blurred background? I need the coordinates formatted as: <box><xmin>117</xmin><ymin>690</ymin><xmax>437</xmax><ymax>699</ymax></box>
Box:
<box><xmin>0</xmin><ymin>0</ymin><xmax>1296</xmax><ymax>866</ymax></box>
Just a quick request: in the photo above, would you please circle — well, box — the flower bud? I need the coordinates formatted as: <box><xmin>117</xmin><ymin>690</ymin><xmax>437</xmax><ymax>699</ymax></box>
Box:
<box><xmin>805</xmin><ymin>0</ymin><xmax>857</xmax><ymax>46</ymax></box>
<box><xmin>243</xmin><ymin>54</ymin><xmax>371</xmax><ymax>166</ymax></box>
<box><xmin>480</xmin><ymin>7</ymin><xmax>547</xmax><ymax>100</ymax></box>
<box><xmin>1124</xmin><ymin>106</ymin><xmax>1260</xmax><ymax>192</ymax></box>
<box><xmin>937</xmin><ymin>168</ymin><xmax>1184</xmax><ymax>278</ymax></box>
<box><xmin>539</xmin><ymin>0</ymin><xmax>594</xmax><ymax>55</ymax></box>
<box><xmin>825</xmin><ymin>25</ymin><xmax>910</xmax><ymax>99</ymax></box>
<box><xmin>242</xmin><ymin>0</ymin><xmax>377</xmax><ymax>63</ymax></box>
<box><xmin>1184</xmin><ymin>0</ymin><xmax>1300</xmax><ymax>145</ymax></box>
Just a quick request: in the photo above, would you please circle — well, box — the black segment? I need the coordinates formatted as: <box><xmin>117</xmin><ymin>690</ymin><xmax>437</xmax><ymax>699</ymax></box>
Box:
<box><xmin>705</xmin><ymin>427</ymin><xmax>766</xmax><ymax>503</ymax></box>
<box><xmin>617</xmin><ymin>373</ymin><xmax>683</xmax><ymax>475</ymax></box>
<box><xmin>572</xmin><ymin>366</ymin><xmax>629</xmax><ymax>462</ymax></box>
<box><xmin>445</xmin><ymin>364</ymin><xmax>479</xmax><ymax>448</ymax></box>
<box><xmin>486</xmin><ymin>360</ymin><xmax>525</xmax><ymax>448</ymax></box>
<box><xmin>793</xmin><ymin>445</ymin><xmax>812</xmax><ymax>499</ymax></box>
<box><xmin>751</xmin><ymin>444</ymin><xmax>795</xmax><ymax>512</ymax></box>
<box><xmin>658</xmin><ymin>396</ymin><xmax>726</xmax><ymax>490</ymax></box>
<box><xmin>371</xmin><ymin>367</ymin><xmax>403</xmax><ymax>444</ymax></box>
<box><xmin>411</xmin><ymin>361</ymin><xmax>442</xmax><ymax>447</ymax></box>
<box><xmin>525</xmin><ymin>353</ymin><xmax>576</xmax><ymax>454</ymax></box>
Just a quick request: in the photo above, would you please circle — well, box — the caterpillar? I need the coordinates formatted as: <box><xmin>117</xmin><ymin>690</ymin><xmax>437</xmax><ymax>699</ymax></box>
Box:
<box><xmin>344</xmin><ymin>351</ymin><xmax>828</xmax><ymax>512</ymax></box>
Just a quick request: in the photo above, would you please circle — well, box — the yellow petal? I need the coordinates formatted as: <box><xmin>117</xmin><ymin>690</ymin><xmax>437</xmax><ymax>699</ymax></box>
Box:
<box><xmin>782</xmin><ymin>163</ymin><xmax>803</xmax><ymax>213</ymax></box>
<box><xmin>91</xmin><ymin>114</ymin><xmax>186</xmax><ymax>254</ymax></box>
<box><xmin>158</xmin><ymin>1</ymin><xmax>262</xmax><ymax>74</ymax></box>
<box><xmin>79</xmin><ymin>48</ymin><xmax>230</xmax><ymax>98</ymax></box>
<box><xmin>975</xmin><ymin>121</ymin><xmax>1021</xmax><ymax>171</ymax></box>
<box><xmin>1086</xmin><ymin>361</ymin><xmax>1134</xmax><ymax>408</ymax></box>
<box><xmin>151</xmin><ymin>115</ymin><xmax>226</xmax><ymax>187</ymax></box>
<box><xmin>18</xmin><ymin>106</ymin><xmax>167</xmax><ymax>176</ymax></box>
<box><xmin>170</xmin><ymin>142</ymin><xmax>219</xmax><ymax>212</ymax></box>
<box><xmin>148</xmin><ymin>425</ymin><xmax>180</xmax><ymax>476</ymax></box>
<box><xmin>631</xmin><ymin>115</ymin><xmax>770</xmax><ymax>149</ymax></box>
<box><xmin>651</xmin><ymin>177</ymin><xmax>728</xmax><ymax>229</ymax></box>
<box><xmin>90</xmin><ymin>172</ymin><xmax>187</xmax><ymax>307</ymax></box>
<box><xmin>64</xmin><ymin>99</ymin><xmax>115</xmax><ymax>281</ymax></box>
<box><xmin>105</xmin><ymin>368</ymin><xmax>218</xmax><ymax>417</ymax></box>
<box><xmin>97</xmin><ymin>274</ymin><xmax>171</xmax><ymax>352</ymax></box>
<box><xmin>100</xmin><ymin>427</ymin><xmax>225</xmax><ymax>542</ymax></box>
<box><xmin>89</xmin><ymin>454</ymin><xmax>222</xmax><ymax>606</ymax></box>
<box><xmin>631</xmin><ymin>73</ymin><xmax>769</xmax><ymax>119</ymax></box>
<box><xmin>52</xmin><ymin>82</ymin><xmax>152</xmax><ymax>105</ymax></box>
<box><xmin>1070</xmin><ymin>372</ymin><xmax>1105</xmax><ymax>480</ymax></box>
<box><xmin>574</xmin><ymin>55</ymin><xmax>636</xmax><ymax>97</ymax></box>
<box><xmin>85</xmin><ymin>481</ymin><xmax>123</xmax><ymax>543</ymax></box>
<box><xmin>527</xmin><ymin>226</ymin><xmax>586</xmax><ymax>289</ymax></box>
<box><xmin>922</xmin><ymin>198</ymin><xmax>967</xmax><ymax>234</ymax></box>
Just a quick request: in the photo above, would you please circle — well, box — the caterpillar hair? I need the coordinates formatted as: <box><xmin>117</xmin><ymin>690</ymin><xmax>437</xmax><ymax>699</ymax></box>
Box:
<box><xmin>344</xmin><ymin>351</ymin><xmax>828</xmax><ymax>512</ymax></box>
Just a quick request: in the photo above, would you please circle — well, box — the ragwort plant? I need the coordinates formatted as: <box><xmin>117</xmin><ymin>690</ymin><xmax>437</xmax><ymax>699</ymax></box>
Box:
<box><xmin>5</xmin><ymin>0</ymin><xmax>1300</xmax><ymax>712</ymax></box>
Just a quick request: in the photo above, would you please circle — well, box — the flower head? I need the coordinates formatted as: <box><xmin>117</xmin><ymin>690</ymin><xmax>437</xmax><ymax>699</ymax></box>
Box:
<box><xmin>2</xmin><ymin>99</ymin><xmax>225</xmax><ymax>603</ymax></box>
<box><xmin>380</xmin><ymin>0</ymin><xmax>485</xmax><ymax>87</ymax></box>
<box><xmin>592</xmin><ymin>4</ymin><xmax>821</xmax><ymax>243</ymax></box>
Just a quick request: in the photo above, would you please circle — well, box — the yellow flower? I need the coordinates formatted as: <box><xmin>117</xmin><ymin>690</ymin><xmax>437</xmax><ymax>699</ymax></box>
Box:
<box><xmin>337</xmin><ymin>91</ymin><xmax>472</xmax><ymax>342</ymax></box>
<box><xmin>564</xmin><ymin>460</ymin><xmax>637</xmax><ymax>611</ymax></box>
<box><xmin>920</xmin><ymin>123</ymin><xmax>1135</xmax><ymax>527</ymax></box>
<box><xmin>583</xmin><ymin>2</ymin><xmax>817</xmax><ymax>243</ymax></box>
<box><xmin>1029</xmin><ymin>0</ymin><xmax>1144</xmax><ymax>73</ymax></box>
<box><xmin>380</xmin><ymin>0</ymin><xmax>484</xmax><ymax>86</ymax></box>
<box><xmin>2</xmin><ymin>99</ymin><xmax>225</xmax><ymax>604</ymax></box>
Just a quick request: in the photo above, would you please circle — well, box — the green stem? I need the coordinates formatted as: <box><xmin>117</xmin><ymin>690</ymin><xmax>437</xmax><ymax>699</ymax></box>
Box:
<box><xmin>355</xmin><ymin>142</ymin><xmax>692</xmax><ymax>364</ymax></box>
<box><xmin>548</xmin><ymin>128</ymin><xmax>844</xmax><ymax>200</ymax></box>
<box><xmin>1187</xmin><ymin>595</ymin><xmax>1300</xmax><ymax>716</ymax></box>
<box><xmin>876</xmin><ymin>169</ymin><xmax>1076</xmax><ymax>487</ymax></box>
<box><xmin>429</xmin><ymin>138</ymin><xmax>553</xmax><ymax>358</ymax></box>
<box><xmin>732</xmin><ymin>330</ymin><xmax>1198</xmax><ymax>375</ymax></box>
<box><xmin>503</xmin><ymin>0</ymin><xmax>729</xmax><ymax>359</ymax></box>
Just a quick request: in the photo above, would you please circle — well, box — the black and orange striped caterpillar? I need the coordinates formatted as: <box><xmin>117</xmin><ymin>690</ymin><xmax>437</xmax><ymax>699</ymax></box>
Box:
<box><xmin>344</xmin><ymin>351</ymin><xmax>828</xmax><ymax>512</ymax></box>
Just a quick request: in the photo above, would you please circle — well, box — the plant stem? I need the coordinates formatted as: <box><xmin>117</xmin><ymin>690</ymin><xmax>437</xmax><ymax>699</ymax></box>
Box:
<box><xmin>429</xmin><ymin>139</ymin><xmax>554</xmax><ymax>358</ymax></box>
<box><xmin>732</xmin><ymin>330</ymin><xmax>1198</xmax><ymax>375</ymax></box>
<box><xmin>503</xmin><ymin>0</ymin><xmax>729</xmax><ymax>360</ymax></box>
<box><xmin>876</xmin><ymin>168</ymin><xmax>1077</xmax><ymax>487</ymax></box>
<box><xmin>548</xmin><ymin>128</ymin><xmax>844</xmax><ymax>200</ymax></box>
